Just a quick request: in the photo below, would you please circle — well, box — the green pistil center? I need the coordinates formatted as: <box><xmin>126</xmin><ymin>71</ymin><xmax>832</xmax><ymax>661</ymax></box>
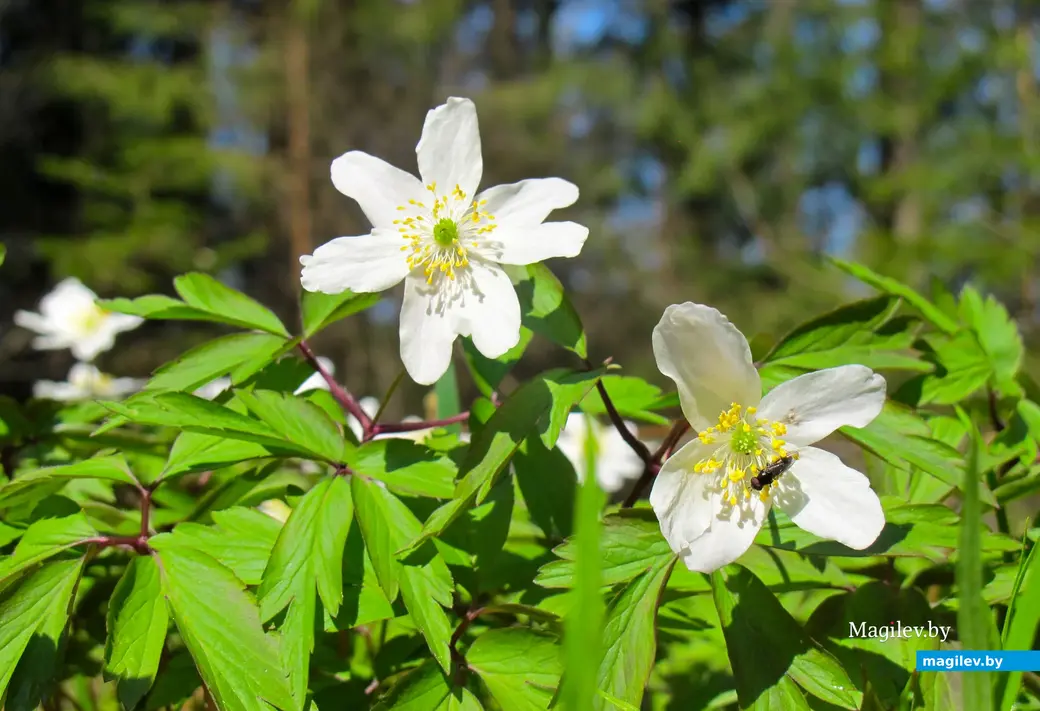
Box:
<box><xmin>433</xmin><ymin>218</ymin><xmax>459</xmax><ymax>246</ymax></box>
<box><xmin>730</xmin><ymin>427</ymin><xmax>757</xmax><ymax>454</ymax></box>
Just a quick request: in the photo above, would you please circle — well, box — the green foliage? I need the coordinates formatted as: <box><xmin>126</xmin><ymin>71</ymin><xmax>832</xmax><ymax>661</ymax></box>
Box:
<box><xmin>2</xmin><ymin>259</ymin><xmax>1038</xmax><ymax>711</ymax></box>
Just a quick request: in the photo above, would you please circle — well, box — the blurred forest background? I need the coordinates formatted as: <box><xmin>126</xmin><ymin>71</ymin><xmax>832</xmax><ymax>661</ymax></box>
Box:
<box><xmin>2</xmin><ymin>0</ymin><xmax>1039</xmax><ymax>417</ymax></box>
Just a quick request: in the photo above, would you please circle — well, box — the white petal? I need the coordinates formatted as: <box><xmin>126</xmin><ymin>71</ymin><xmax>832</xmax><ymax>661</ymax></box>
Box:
<box><xmin>595</xmin><ymin>421</ymin><xmax>644</xmax><ymax>492</ymax></box>
<box><xmin>652</xmin><ymin>303</ymin><xmax>761</xmax><ymax>431</ymax></box>
<box><xmin>359</xmin><ymin>397</ymin><xmax>380</xmax><ymax>418</ymax></box>
<box><xmin>70</xmin><ymin>331</ymin><xmax>115</xmax><ymax>361</ymax></box>
<box><xmin>416</xmin><ymin>97</ymin><xmax>483</xmax><ymax>199</ymax></box>
<box><xmin>758</xmin><ymin>365</ymin><xmax>886</xmax><ymax>446</ymax></box>
<box><xmin>301</xmin><ymin>229</ymin><xmax>409</xmax><ymax>295</ymax></box>
<box><xmin>13</xmin><ymin>310</ymin><xmax>50</xmax><ymax>335</ymax></box>
<box><xmin>477</xmin><ymin>178</ymin><xmax>579</xmax><ymax>226</ymax></box>
<box><xmin>483</xmin><ymin>222</ymin><xmax>589</xmax><ymax>265</ymax></box>
<box><xmin>679</xmin><ymin>493</ymin><xmax>769</xmax><ymax>573</ymax></box>
<box><xmin>460</xmin><ymin>262</ymin><xmax>521</xmax><ymax>359</ymax></box>
<box><xmin>30</xmin><ymin>334</ymin><xmax>71</xmax><ymax>352</ymax></box>
<box><xmin>399</xmin><ymin>276</ymin><xmax>459</xmax><ymax>385</ymax></box>
<box><xmin>649</xmin><ymin>440</ymin><xmax>717</xmax><ymax>552</ymax></box>
<box><xmin>106</xmin><ymin>377</ymin><xmax>145</xmax><ymax>398</ymax></box>
<box><xmin>330</xmin><ymin>151</ymin><xmax>426</xmax><ymax>230</ymax></box>
<box><xmin>316</xmin><ymin>356</ymin><xmax>336</xmax><ymax>375</ymax></box>
<box><xmin>33</xmin><ymin>380</ymin><xmax>83</xmax><ymax>401</ymax></box>
<box><xmin>40</xmin><ymin>278</ymin><xmax>97</xmax><ymax>319</ymax></box>
<box><xmin>106</xmin><ymin>313</ymin><xmax>145</xmax><ymax>333</ymax></box>
<box><xmin>776</xmin><ymin>446</ymin><xmax>885</xmax><ymax>550</ymax></box>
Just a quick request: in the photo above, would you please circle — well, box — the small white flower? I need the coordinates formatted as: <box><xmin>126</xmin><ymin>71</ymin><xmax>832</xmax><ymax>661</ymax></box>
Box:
<box><xmin>556</xmin><ymin>412</ymin><xmax>645</xmax><ymax>493</ymax></box>
<box><xmin>300</xmin><ymin>97</ymin><xmax>589</xmax><ymax>385</ymax></box>
<box><xmin>15</xmin><ymin>278</ymin><xmax>142</xmax><ymax>361</ymax></box>
<box><xmin>650</xmin><ymin>302</ymin><xmax>887</xmax><ymax>573</ymax></box>
<box><xmin>34</xmin><ymin>363</ymin><xmax>144</xmax><ymax>402</ymax></box>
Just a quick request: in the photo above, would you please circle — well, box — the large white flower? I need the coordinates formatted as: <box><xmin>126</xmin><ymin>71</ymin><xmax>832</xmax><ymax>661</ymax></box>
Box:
<box><xmin>556</xmin><ymin>412</ymin><xmax>645</xmax><ymax>493</ymax></box>
<box><xmin>300</xmin><ymin>97</ymin><xmax>589</xmax><ymax>385</ymax></box>
<box><xmin>15</xmin><ymin>278</ymin><xmax>142</xmax><ymax>361</ymax></box>
<box><xmin>650</xmin><ymin>303</ymin><xmax>887</xmax><ymax>573</ymax></box>
<box><xmin>34</xmin><ymin>363</ymin><xmax>144</xmax><ymax>402</ymax></box>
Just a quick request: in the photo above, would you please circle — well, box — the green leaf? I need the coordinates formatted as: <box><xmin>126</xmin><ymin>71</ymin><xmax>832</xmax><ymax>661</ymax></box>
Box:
<box><xmin>174</xmin><ymin>272</ymin><xmax>290</xmax><ymax>337</ymax></box>
<box><xmin>577</xmin><ymin>375</ymin><xmax>672</xmax><ymax>425</ymax></box>
<box><xmin>162</xmin><ymin>432</ymin><xmax>275</xmax><ymax>480</ymax></box>
<box><xmin>763</xmin><ymin>296</ymin><xmax>928</xmax><ymax>373</ymax></box>
<box><xmin>997</xmin><ymin>536</ymin><xmax>1040</xmax><ymax>711</ymax></box>
<box><xmin>839</xmin><ymin>402</ymin><xmax>996</xmax><ymax>506</ymax></box>
<box><xmin>0</xmin><ymin>455</ymin><xmax>138</xmax><ymax>509</ymax></box>
<box><xmin>164</xmin><ymin>507</ymin><xmax>282</xmax><ymax>586</ymax></box>
<box><xmin>513</xmin><ymin>436</ymin><xmax>576</xmax><ymax>541</ymax></box>
<box><xmin>151</xmin><ymin>535</ymin><xmax>296</xmax><ymax>711</ymax></box>
<box><xmin>236</xmin><ymin>390</ymin><xmax>345</xmax><ymax>463</ymax></box>
<box><xmin>594</xmin><ymin>556</ymin><xmax>676</xmax><ymax>710</ymax></box>
<box><xmin>756</xmin><ymin>498</ymin><xmax>1018</xmax><ymax>560</ymax></box>
<box><xmin>300</xmin><ymin>290</ymin><xmax>380</xmax><ymax>338</ymax></box>
<box><xmin>468</xmin><ymin>629</ymin><xmax>561</xmax><ymax>711</ymax></box>
<box><xmin>346</xmin><ymin>440</ymin><xmax>457</xmax><ymax>499</ymax></box>
<box><xmin>146</xmin><ymin>333</ymin><xmax>288</xmax><ymax>393</ymax></box>
<box><xmin>101</xmin><ymin>275</ymin><xmax>290</xmax><ymax>338</ymax></box>
<box><xmin>0</xmin><ymin>513</ymin><xmax>97</xmax><ymax>587</ymax></box>
<box><xmin>712</xmin><ymin>565</ymin><xmax>861</xmax><ymax>710</ymax></box>
<box><xmin>463</xmin><ymin>328</ymin><xmax>533</xmax><ymax>398</ymax></box>
<box><xmin>330</xmin><ymin>518</ymin><xmax>397</xmax><ymax>631</ymax></box>
<box><xmin>959</xmin><ymin>285</ymin><xmax>1024</xmax><ymax>395</ymax></box>
<box><xmin>371</xmin><ymin>660</ymin><xmax>470</xmax><ymax>710</ymax></box>
<box><xmin>0</xmin><ymin>244</ymin><xmax>5</xmax><ymax>267</ymax></box>
<box><xmin>435</xmin><ymin>360</ymin><xmax>462</xmax><ymax>435</ymax></box>
<box><xmin>912</xmin><ymin>331</ymin><xmax>992</xmax><ymax>405</ymax></box>
<box><xmin>561</xmin><ymin>441</ymin><xmax>605</xmax><ymax>711</ymax></box>
<box><xmin>256</xmin><ymin>477</ymin><xmax>353</xmax><ymax>708</ymax></box>
<box><xmin>105</xmin><ymin>556</ymin><xmax>169</xmax><ymax>710</ymax></box>
<box><xmin>0</xmin><ymin>556</ymin><xmax>85</xmax><ymax>704</ymax></box>
<box><xmin>351</xmin><ymin>477</ymin><xmax>454</xmax><ymax>672</ymax></box>
<box><xmin>506</xmin><ymin>263</ymin><xmax>587</xmax><ymax>358</ymax></box>
<box><xmin>406</xmin><ymin>369</ymin><xmax>602</xmax><ymax>551</ymax></box>
<box><xmin>535</xmin><ymin>510</ymin><xmax>672</xmax><ymax>588</ymax></box>
<box><xmin>827</xmin><ymin>257</ymin><xmax>959</xmax><ymax>334</ymax></box>
<box><xmin>955</xmin><ymin>423</ymin><xmax>995</xmax><ymax>711</ymax></box>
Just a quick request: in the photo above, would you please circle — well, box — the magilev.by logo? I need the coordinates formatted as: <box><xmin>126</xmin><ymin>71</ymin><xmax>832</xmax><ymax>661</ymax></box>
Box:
<box><xmin>849</xmin><ymin>621</ymin><xmax>952</xmax><ymax>642</ymax></box>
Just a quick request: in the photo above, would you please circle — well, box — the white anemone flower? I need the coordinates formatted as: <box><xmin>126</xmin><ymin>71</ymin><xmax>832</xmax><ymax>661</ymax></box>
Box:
<box><xmin>556</xmin><ymin>412</ymin><xmax>645</xmax><ymax>493</ymax></box>
<box><xmin>300</xmin><ymin>97</ymin><xmax>589</xmax><ymax>385</ymax></box>
<box><xmin>650</xmin><ymin>303</ymin><xmax>887</xmax><ymax>573</ymax></box>
<box><xmin>34</xmin><ymin>363</ymin><xmax>144</xmax><ymax>402</ymax></box>
<box><xmin>15</xmin><ymin>278</ymin><xmax>143</xmax><ymax>361</ymax></box>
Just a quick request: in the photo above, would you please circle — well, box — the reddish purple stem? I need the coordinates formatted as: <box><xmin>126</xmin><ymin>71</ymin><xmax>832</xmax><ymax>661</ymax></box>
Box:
<box><xmin>298</xmin><ymin>341</ymin><xmax>372</xmax><ymax>431</ymax></box>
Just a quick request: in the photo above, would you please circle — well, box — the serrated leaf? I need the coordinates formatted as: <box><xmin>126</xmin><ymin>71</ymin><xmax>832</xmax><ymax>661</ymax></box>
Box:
<box><xmin>174</xmin><ymin>272</ymin><xmax>290</xmax><ymax>337</ymax></box>
<box><xmin>959</xmin><ymin>285</ymin><xmax>1024</xmax><ymax>395</ymax></box>
<box><xmin>347</xmin><ymin>440</ymin><xmax>457</xmax><ymax>499</ymax></box>
<box><xmin>0</xmin><ymin>455</ymin><xmax>138</xmax><ymax>509</ymax></box>
<box><xmin>151</xmin><ymin>536</ymin><xmax>295</xmax><ymax>711</ymax></box>
<box><xmin>712</xmin><ymin>565</ymin><xmax>862</xmax><ymax>710</ymax></box>
<box><xmin>997</xmin><ymin>534</ymin><xmax>1040</xmax><ymax>710</ymax></box>
<box><xmin>594</xmin><ymin>556</ymin><xmax>676</xmax><ymax>710</ymax></box>
<box><xmin>162</xmin><ymin>432</ymin><xmax>275</xmax><ymax>480</ymax></box>
<box><xmin>163</xmin><ymin>507</ymin><xmax>282</xmax><ymax>586</ymax></box>
<box><xmin>399</xmin><ymin>563</ymin><xmax>454</xmax><ymax>674</ymax></box>
<box><xmin>406</xmin><ymin>369</ymin><xmax>602</xmax><ymax>552</ymax></box>
<box><xmin>505</xmin><ymin>263</ymin><xmax>587</xmax><ymax>358</ymax></box>
<box><xmin>371</xmin><ymin>660</ymin><xmax>468</xmax><ymax>710</ymax></box>
<box><xmin>827</xmin><ymin>258</ymin><xmax>959</xmax><ymax>334</ymax></box>
<box><xmin>300</xmin><ymin>290</ymin><xmax>380</xmax><ymax>338</ymax></box>
<box><xmin>513</xmin><ymin>436</ymin><xmax>576</xmax><ymax>541</ymax></box>
<box><xmin>912</xmin><ymin>331</ymin><xmax>992</xmax><ymax>405</ymax></box>
<box><xmin>0</xmin><ymin>556</ymin><xmax>85</xmax><ymax>703</ymax></box>
<box><xmin>0</xmin><ymin>513</ymin><xmax>97</xmax><ymax>587</ymax></box>
<box><xmin>105</xmin><ymin>556</ymin><xmax>169</xmax><ymax>710</ymax></box>
<box><xmin>535</xmin><ymin>510</ymin><xmax>672</xmax><ymax>588</ymax></box>
<box><xmin>237</xmin><ymin>390</ymin><xmax>345</xmax><ymax>463</ymax></box>
<box><xmin>467</xmin><ymin>629</ymin><xmax>561</xmax><ymax>711</ymax></box>
<box><xmin>147</xmin><ymin>333</ymin><xmax>288</xmax><ymax>393</ymax></box>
